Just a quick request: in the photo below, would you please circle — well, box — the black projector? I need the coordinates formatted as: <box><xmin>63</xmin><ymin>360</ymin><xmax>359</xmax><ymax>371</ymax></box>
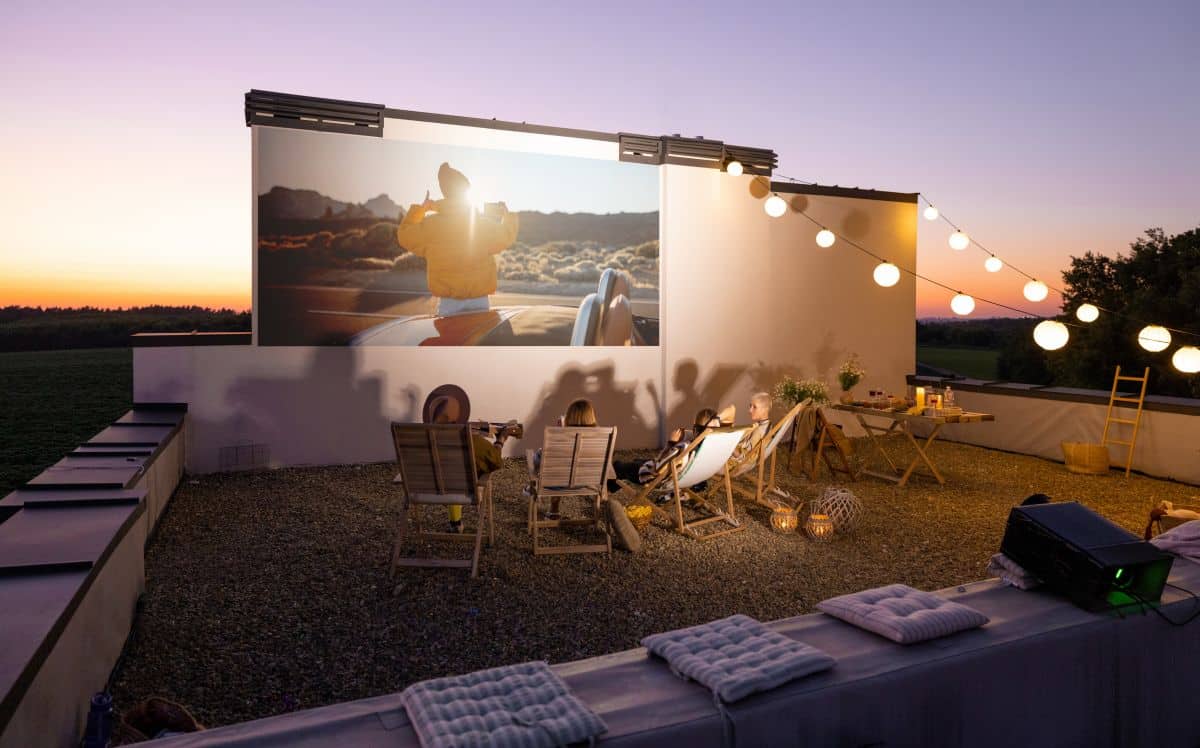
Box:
<box><xmin>1000</xmin><ymin>502</ymin><xmax>1174</xmax><ymax>612</ymax></box>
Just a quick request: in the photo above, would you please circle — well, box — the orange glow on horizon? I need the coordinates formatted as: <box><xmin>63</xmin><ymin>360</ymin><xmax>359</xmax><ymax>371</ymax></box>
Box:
<box><xmin>0</xmin><ymin>274</ymin><xmax>249</xmax><ymax>312</ymax></box>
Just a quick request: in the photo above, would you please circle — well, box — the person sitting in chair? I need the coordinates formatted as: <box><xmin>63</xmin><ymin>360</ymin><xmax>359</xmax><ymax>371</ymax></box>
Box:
<box><xmin>529</xmin><ymin>398</ymin><xmax>600</xmax><ymax>519</ymax></box>
<box><xmin>731</xmin><ymin>391</ymin><xmax>771</xmax><ymax>461</ymax></box>
<box><xmin>423</xmin><ymin>385</ymin><xmax>518</xmax><ymax>532</ymax></box>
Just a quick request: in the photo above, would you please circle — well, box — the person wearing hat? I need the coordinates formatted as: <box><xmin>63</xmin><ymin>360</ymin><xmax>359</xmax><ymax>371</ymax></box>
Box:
<box><xmin>423</xmin><ymin>384</ymin><xmax>518</xmax><ymax>532</ymax></box>
<box><xmin>396</xmin><ymin>163</ymin><xmax>520</xmax><ymax>317</ymax></box>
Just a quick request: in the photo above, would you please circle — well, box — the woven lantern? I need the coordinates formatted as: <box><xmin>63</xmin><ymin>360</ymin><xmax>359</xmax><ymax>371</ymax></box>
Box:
<box><xmin>806</xmin><ymin>513</ymin><xmax>834</xmax><ymax>542</ymax></box>
<box><xmin>813</xmin><ymin>487</ymin><xmax>864</xmax><ymax>533</ymax></box>
<box><xmin>770</xmin><ymin>502</ymin><xmax>799</xmax><ymax>533</ymax></box>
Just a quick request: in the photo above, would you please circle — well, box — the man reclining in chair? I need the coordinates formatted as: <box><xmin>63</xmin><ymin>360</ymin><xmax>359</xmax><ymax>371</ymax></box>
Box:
<box><xmin>612</xmin><ymin>407</ymin><xmax>723</xmax><ymax>492</ymax></box>
<box><xmin>730</xmin><ymin>392</ymin><xmax>772</xmax><ymax>466</ymax></box>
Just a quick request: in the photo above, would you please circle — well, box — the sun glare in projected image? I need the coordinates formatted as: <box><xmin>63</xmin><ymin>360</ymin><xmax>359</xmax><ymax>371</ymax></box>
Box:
<box><xmin>254</xmin><ymin>128</ymin><xmax>661</xmax><ymax>347</ymax></box>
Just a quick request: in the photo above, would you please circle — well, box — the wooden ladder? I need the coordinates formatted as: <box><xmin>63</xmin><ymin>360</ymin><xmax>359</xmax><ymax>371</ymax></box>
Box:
<box><xmin>1101</xmin><ymin>365</ymin><xmax>1149</xmax><ymax>477</ymax></box>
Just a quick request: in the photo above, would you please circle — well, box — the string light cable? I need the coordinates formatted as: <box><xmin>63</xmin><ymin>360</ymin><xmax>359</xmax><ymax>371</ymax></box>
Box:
<box><xmin>766</xmin><ymin>175</ymin><xmax>1200</xmax><ymax>347</ymax></box>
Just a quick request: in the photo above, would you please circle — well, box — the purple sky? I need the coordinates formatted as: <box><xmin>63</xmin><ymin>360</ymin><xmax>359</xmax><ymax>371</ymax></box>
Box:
<box><xmin>2</xmin><ymin>1</ymin><xmax>1197</xmax><ymax>314</ymax></box>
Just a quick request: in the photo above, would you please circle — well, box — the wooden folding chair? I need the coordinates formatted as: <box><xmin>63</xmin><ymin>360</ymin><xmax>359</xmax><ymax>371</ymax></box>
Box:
<box><xmin>390</xmin><ymin>423</ymin><xmax>493</xmax><ymax>579</ymax></box>
<box><xmin>528</xmin><ymin>426</ymin><xmax>617</xmax><ymax>555</ymax></box>
<box><xmin>623</xmin><ymin>427</ymin><xmax>749</xmax><ymax>540</ymax></box>
<box><xmin>729</xmin><ymin>400</ymin><xmax>810</xmax><ymax>509</ymax></box>
<box><xmin>811</xmin><ymin>408</ymin><xmax>857</xmax><ymax>480</ymax></box>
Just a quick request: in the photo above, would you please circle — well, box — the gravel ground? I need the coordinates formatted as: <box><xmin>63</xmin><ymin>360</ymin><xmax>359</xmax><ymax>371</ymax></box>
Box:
<box><xmin>110</xmin><ymin>439</ymin><xmax>1198</xmax><ymax>728</ymax></box>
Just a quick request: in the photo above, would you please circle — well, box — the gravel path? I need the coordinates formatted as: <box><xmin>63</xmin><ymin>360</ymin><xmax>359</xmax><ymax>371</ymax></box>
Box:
<box><xmin>110</xmin><ymin>440</ymin><xmax>1197</xmax><ymax>728</ymax></box>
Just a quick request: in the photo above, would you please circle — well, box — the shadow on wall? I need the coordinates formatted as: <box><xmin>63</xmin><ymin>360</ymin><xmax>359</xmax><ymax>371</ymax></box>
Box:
<box><xmin>523</xmin><ymin>361</ymin><xmax>658</xmax><ymax>451</ymax></box>
<box><xmin>193</xmin><ymin>347</ymin><xmax>410</xmax><ymax>471</ymax></box>
<box><xmin>654</xmin><ymin>359</ymin><xmax>746</xmax><ymax>435</ymax></box>
<box><xmin>744</xmin><ymin>330</ymin><xmax>846</xmax><ymax>417</ymax></box>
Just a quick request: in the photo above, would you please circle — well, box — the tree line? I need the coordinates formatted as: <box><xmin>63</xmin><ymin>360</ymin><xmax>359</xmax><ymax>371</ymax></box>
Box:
<box><xmin>0</xmin><ymin>306</ymin><xmax>251</xmax><ymax>352</ymax></box>
<box><xmin>920</xmin><ymin>226</ymin><xmax>1199</xmax><ymax>398</ymax></box>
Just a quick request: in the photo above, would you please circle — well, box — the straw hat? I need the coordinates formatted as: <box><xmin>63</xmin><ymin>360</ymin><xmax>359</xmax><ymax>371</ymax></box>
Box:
<box><xmin>422</xmin><ymin>383</ymin><xmax>471</xmax><ymax>424</ymax></box>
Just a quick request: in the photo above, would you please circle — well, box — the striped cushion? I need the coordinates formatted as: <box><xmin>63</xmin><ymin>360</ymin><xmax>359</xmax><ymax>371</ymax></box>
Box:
<box><xmin>642</xmin><ymin>614</ymin><xmax>834</xmax><ymax>703</ymax></box>
<box><xmin>817</xmin><ymin>584</ymin><xmax>989</xmax><ymax>644</ymax></box>
<box><xmin>401</xmin><ymin>661</ymin><xmax>606</xmax><ymax>748</ymax></box>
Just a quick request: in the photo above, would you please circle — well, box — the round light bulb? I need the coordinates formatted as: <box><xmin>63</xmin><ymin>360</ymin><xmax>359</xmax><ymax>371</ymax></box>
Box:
<box><xmin>923</xmin><ymin>205</ymin><xmax>939</xmax><ymax>221</ymax></box>
<box><xmin>1075</xmin><ymin>303</ymin><xmax>1099</xmax><ymax>323</ymax></box>
<box><xmin>1138</xmin><ymin>325</ymin><xmax>1171</xmax><ymax>352</ymax></box>
<box><xmin>948</xmin><ymin>231</ymin><xmax>970</xmax><ymax>251</ymax></box>
<box><xmin>1172</xmin><ymin>346</ymin><xmax>1200</xmax><ymax>374</ymax></box>
<box><xmin>726</xmin><ymin>160</ymin><xmax>743</xmax><ymax>176</ymax></box>
<box><xmin>984</xmin><ymin>256</ymin><xmax>1003</xmax><ymax>273</ymax></box>
<box><xmin>764</xmin><ymin>194</ymin><xmax>787</xmax><ymax>218</ymax></box>
<box><xmin>950</xmin><ymin>293</ymin><xmax>976</xmax><ymax>316</ymax></box>
<box><xmin>1023</xmin><ymin>279</ymin><xmax>1049</xmax><ymax>302</ymax></box>
<box><xmin>815</xmin><ymin>229</ymin><xmax>836</xmax><ymax>248</ymax></box>
<box><xmin>1033</xmin><ymin>320</ymin><xmax>1070</xmax><ymax>351</ymax></box>
<box><xmin>873</xmin><ymin>262</ymin><xmax>901</xmax><ymax>288</ymax></box>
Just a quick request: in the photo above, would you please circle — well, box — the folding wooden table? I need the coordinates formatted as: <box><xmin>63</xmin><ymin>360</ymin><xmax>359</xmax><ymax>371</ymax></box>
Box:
<box><xmin>832</xmin><ymin>404</ymin><xmax>994</xmax><ymax>486</ymax></box>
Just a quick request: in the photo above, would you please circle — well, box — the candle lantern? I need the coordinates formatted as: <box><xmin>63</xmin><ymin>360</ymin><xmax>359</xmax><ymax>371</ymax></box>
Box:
<box><xmin>806</xmin><ymin>513</ymin><xmax>835</xmax><ymax>542</ymax></box>
<box><xmin>770</xmin><ymin>502</ymin><xmax>799</xmax><ymax>533</ymax></box>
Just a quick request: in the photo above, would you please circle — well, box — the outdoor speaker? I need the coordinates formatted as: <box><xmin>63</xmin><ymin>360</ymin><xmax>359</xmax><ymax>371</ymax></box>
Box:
<box><xmin>1000</xmin><ymin>501</ymin><xmax>1174</xmax><ymax>612</ymax></box>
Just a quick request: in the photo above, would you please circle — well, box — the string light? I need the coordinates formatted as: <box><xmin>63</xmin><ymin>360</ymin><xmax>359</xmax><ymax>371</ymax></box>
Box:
<box><xmin>816</xmin><ymin>229</ymin><xmax>836</xmax><ymax>248</ymax></box>
<box><xmin>950</xmin><ymin>293</ymin><xmax>976</xmax><ymax>316</ymax></box>
<box><xmin>769</xmin><ymin>176</ymin><xmax>1200</xmax><ymax>359</ymax></box>
<box><xmin>726</xmin><ymin>160</ymin><xmax>744</xmax><ymax>176</ymax></box>
<box><xmin>1034</xmin><ymin>320</ymin><xmax>1070</xmax><ymax>351</ymax></box>
<box><xmin>1173</xmin><ymin>347</ymin><xmax>1200</xmax><ymax>374</ymax></box>
<box><xmin>873</xmin><ymin>262</ymin><xmax>901</xmax><ymax>288</ymax></box>
<box><xmin>1023</xmin><ymin>280</ymin><xmax>1049</xmax><ymax>302</ymax></box>
<box><xmin>764</xmin><ymin>194</ymin><xmax>787</xmax><ymax>218</ymax></box>
<box><xmin>1138</xmin><ymin>325</ymin><xmax>1172</xmax><ymax>352</ymax></box>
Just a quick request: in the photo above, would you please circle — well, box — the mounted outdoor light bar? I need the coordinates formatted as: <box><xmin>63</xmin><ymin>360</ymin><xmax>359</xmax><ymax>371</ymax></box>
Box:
<box><xmin>623</xmin><ymin>134</ymin><xmax>776</xmax><ymax>175</ymax></box>
<box><xmin>244</xmin><ymin>90</ymin><xmax>775</xmax><ymax>175</ymax></box>
<box><xmin>245</xmin><ymin>90</ymin><xmax>385</xmax><ymax>137</ymax></box>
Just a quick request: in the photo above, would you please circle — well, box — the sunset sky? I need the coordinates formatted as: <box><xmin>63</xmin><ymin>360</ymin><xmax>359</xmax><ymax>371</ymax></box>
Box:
<box><xmin>2</xmin><ymin>1</ymin><xmax>1197</xmax><ymax>316</ymax></box>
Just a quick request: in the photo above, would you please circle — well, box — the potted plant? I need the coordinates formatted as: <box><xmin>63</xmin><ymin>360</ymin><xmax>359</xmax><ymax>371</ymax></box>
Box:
<box><xmin>837</xmin><ymin>355</ymin><xmax>865</xmax><ymax>404</ymax></box>
<box><xmin>774</xmin><ymin>376</ymin><xmax>829</xmax><ymax>408</ymax></box>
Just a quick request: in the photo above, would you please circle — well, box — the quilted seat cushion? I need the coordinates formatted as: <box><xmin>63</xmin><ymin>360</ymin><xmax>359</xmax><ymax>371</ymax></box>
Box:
<box><xmin>817</xmin><ymin>583</ymin><xmax>989</xmax><ymax>644</ymax></box>
<box><xmin>642</xmin><ymin>614</ymin><xmax>834</xmax><ymax>703</ymax></box>
<box><xmin>400</xmin><ymin>660</ymin><xmax>606</xmax><ymax>748</ymax></box>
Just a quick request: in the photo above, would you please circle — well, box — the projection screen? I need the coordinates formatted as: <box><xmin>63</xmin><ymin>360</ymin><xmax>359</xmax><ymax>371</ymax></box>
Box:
<box><xmin>255</xmin><ymin>127</ymin><xmax>660</xmax><ymax>346</ymax></box>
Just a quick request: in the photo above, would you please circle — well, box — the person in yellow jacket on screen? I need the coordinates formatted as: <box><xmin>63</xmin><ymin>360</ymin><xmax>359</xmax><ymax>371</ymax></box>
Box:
<box><xmin>396</xmin><ymin>162</ymin><xmax>520</xmax><ymax>316</ymax></box>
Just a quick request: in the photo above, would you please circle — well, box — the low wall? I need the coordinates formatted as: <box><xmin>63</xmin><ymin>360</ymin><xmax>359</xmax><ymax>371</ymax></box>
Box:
<box><xmin>906</xmin><ymin>376</ymin><xmax>1200</xmax><ymax>485</ymax></box>
<box><xmin>0</xmin><ymin>405</ymin><xmax>187</xmax><ymax>748</ymax></box>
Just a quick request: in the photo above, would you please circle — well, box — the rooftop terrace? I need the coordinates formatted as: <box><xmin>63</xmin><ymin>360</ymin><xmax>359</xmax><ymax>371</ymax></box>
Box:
<box><xmin>107</xmin><ymin>441</ymin><xmax>1195</xmax><ymax>728</ymax></box>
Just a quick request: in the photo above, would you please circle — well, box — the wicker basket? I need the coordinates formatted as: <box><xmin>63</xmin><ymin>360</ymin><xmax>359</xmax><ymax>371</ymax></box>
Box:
<box><xmin>1061</xmin><ymin>442</ymin><xmax>1110</xmax><ymax>475</ymax></box>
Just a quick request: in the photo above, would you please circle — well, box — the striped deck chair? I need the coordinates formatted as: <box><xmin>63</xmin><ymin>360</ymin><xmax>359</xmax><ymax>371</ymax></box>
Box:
<box><xmin>390</xmin><ymin>423</ymin><xmax>494</xmax><ymax>579</ymax></box>
<box><xmin>728</xmin><ymin>400</ymin><xmax>811</xmax><ymax>510</ymax></box>
<box><xmin>623</xmin><ymin>427</ymin><xmax>750</xmax><ymax>540</ymax></box>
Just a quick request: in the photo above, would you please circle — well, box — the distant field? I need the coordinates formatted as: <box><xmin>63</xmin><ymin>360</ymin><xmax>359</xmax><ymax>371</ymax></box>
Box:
<box><xmin>917</xmin><ymin>346</ymin><xmax>1000</xmax><ymax>380</ymax></box>
<box><xmin>0</xmin><ymin>348</ymin><xmax>132</xmax><ymax>496</ymax></box>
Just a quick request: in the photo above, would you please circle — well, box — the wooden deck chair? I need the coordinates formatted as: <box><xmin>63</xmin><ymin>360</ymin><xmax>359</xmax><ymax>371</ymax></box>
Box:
<box><xmin>812</xmin><ymin>408</ymin><xmax>857</xmax><ymax>480</ymax></box>
<box><xmin>729</xmin><ymin>400</ymin><xmax>810</xmax><ymax>509</ymax></box>
<box><xmin>390</xmin><ymin>423</ymin><xmax>493</xmax><ymax>579</ymax></box>
<box><xmin>624</xmin><ymin>427</ymin><xmax>750</xmax><ymax>541</ymax></box>
<box><xmin>527</xmin><ymin>426</ymin><xmax>618</xmax><ymax>555</ymax></box>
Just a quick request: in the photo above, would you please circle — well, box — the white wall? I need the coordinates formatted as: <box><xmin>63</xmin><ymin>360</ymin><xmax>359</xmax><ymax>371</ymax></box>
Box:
<box><xmin>934</xmin><ymin>389</ymin><xmax>1200</xmax><ymax>485</ymax></box>
<box><xmin>135</xmin><ymin>121</ymin><xmax>917</xmax><ymax>473</ymax></box>
<box><xmin>660</xmin><ymin>168</ymin><xmax>916</xmax><ymax>434</ymax></box>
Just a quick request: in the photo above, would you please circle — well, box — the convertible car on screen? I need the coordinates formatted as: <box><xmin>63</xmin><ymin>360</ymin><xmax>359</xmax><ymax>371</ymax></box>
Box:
<box><xmin>347</xmin><ymin>269</ymin><xmax>657</xmax><ymax>347</ymax></box>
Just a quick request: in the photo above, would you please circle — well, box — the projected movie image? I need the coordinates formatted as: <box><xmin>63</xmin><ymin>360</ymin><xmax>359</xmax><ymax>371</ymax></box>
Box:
<box><xmin>256</xmin><ymin>128</ymin><xmax>659</xmax><ymax>346</ymax></box>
